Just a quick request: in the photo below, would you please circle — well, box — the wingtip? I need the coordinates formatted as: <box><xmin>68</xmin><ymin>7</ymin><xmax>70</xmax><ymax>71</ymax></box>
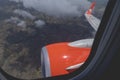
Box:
<box><xmin>86</xmin><ymin>2</ymin><xmax>96</xmax><ymax>15</ymax></box>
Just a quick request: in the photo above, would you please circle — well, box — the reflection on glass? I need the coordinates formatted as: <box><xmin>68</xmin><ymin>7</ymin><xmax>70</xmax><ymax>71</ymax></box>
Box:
<box><xmin>0</xmin><ymin>0</ymin><xmax>108</xmax><ymax>79</ymax></box>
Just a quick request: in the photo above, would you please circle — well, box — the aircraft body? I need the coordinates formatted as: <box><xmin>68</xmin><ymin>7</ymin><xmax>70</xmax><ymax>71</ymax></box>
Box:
<box><xmin>41</xmin><ymin>2</ymin><xmax>101</xmax><ymax>77</ymax></box>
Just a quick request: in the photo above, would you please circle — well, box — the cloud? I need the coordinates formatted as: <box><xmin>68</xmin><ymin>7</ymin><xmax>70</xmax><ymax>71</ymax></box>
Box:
<box><xmin>5</xmin><ymin>16</ymin><xmax>21</xmax><ymax>24</ymax></box>
<box><xmin>5</xmin><ymin>16</ymin><xmax>27</xmax><ymax>29</ymax></box>
<box><xmin>9</xmin><ymin>0</ymin><xmax>21</xmax><ymax>3</ymax></box>
<box><xmin>34</xmin><ymin>20</ymin><xmax>45</xmax><ymax>28</ymax></box>
<box><xmin>13</xmin><ymin>9</ymin><xmax>36</xmax><ymax>20</ymax></box>
<box><xmin>10</xmin><ymin>0</ymin><xmax>91</xmax><ymax>17</ymax></box>
<box><xmin>17</xmin><ymin>20</ymin><xmax>26</xmax><ymax>28</ymax></box>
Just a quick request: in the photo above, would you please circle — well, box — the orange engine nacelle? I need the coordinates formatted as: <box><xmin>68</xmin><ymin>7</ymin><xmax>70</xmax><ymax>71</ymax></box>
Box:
<box><xmin>41</xmin><ymin>42</ymin><xmax>91</xmax><ymax>77</ymax></box>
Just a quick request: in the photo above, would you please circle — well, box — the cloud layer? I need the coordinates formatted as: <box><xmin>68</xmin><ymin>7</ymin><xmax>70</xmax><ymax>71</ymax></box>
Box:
<box><xmin>10</xmin><ymin>0</ymin><xmax>91</xmax><ymax>17</ymax></box>
<box><xmin>13</xmin><ymin>9</ymin><xmax>36</xmax><ymax>20</ymax></box>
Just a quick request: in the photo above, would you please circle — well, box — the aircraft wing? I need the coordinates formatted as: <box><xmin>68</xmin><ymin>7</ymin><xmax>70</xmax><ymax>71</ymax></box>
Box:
<box><xmin>68</xmin><ymin>2</ymin><xmax>100</xmax><ymax>48</ymax></box>
<box><xmin>68</xmin><ymin>39</ymin><xmax>94</xmax><ymax>48</ymax></box>
<box><xmin>85</xmin><ymin>13</ymin><xmax>100</xmax><ymax>31</ymax></box>
<box><xmin>84</xmin><ymin>2</ymin><xmax>101</xmax><ymax>31</ymax></box>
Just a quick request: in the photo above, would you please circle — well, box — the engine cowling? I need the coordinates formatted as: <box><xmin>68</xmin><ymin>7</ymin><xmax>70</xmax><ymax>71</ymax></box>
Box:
<box><xmin>41</xmin><ymin>42</ymin><xmax>91</xmax><ymax>77</ymax></box>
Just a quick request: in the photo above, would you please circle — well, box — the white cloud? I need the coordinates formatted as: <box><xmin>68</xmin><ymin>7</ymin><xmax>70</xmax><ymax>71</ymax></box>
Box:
<box><xmin>9</xmin><ymin>0</ymin><xmax>21</xmax><ymax>3</ymax></box>
<box><xmin>13</xmin><ymin>9</ymin><xmax>35</xmax><ymax>20</ymax></box>
<box><xmin>10</xmin><ymin>0</ymin><xmax>91</xmax><ymax>17</ymax></box>
<box><xmin>5</xmin><ymin>16</ymin><xmax>27</xmax><ymax>29</ymax></box>
<box><xmin>34</xmin><ymin>20</ymin><xmax>45</xmax><ymax>28</ymax></box>
<box><xmin>5</xmin><ymin>16</ymin><xmax>21</xmax><ymax>24</ymax></box>
<box><xmin>17</xmin><ymin>20</ymin><xmax>26</xmax><ymax>28</ymax></box>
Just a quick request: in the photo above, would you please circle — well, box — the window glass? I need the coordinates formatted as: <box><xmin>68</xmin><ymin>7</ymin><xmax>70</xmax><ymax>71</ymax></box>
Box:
<box><xmin>0</xmin><ymin>0</ymin><xmax>108</xmax><ymax>79</ymax></box>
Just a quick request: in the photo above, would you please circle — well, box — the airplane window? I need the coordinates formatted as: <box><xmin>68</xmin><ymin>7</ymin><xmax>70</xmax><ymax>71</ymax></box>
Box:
<box><xmin>0</xmin><ymin>0</ymin><xmax>109</xmax><ymax>79</ymax></box>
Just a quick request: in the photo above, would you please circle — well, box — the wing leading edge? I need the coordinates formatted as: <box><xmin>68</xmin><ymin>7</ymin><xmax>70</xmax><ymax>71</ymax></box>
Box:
<box><xmin>85</xmin><ymin>2</ymin><xmax>100</xmax><ymax>31</ymax></box>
